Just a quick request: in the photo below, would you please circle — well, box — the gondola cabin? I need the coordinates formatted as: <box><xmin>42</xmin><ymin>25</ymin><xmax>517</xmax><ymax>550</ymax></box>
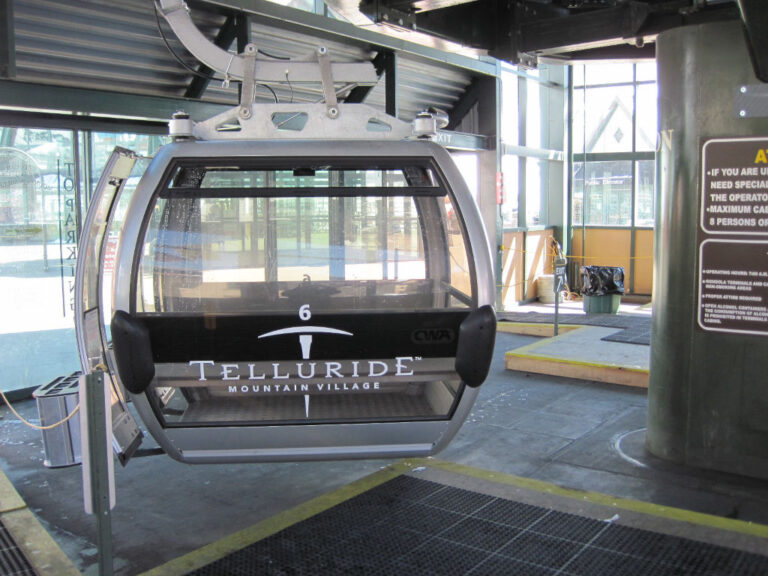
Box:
<box><xmin>77</xmin><ymin>138</ymin><xmax>496</xmax><ymax>463</ymax></box>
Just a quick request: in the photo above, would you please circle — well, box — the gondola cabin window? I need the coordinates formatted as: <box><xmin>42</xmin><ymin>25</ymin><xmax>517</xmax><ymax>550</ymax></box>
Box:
<box><xmin>135</xmin><ymin>161</ymin><xmax>474</xmax><ymax>315</ymax></box>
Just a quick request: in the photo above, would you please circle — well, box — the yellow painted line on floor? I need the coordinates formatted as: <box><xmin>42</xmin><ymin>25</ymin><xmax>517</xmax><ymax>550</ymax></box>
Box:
<box><xmin>505</xmin><ymin>350</ymin><xmax>649</xmax><ymax>374</ymax></box>
<box><xmin>409</xmin><ymin>458</ymin><xmax>768</xmax><ymax>541</ymax></box>
<box><xmin>139</xmin><ymin>461</ymin><xmax>413</xmax><ymax>576</ymax></box>
<box><xmin>0</xmin><ymin>468</ymin><xmax>80</xmax><ymax>576</ymax></box>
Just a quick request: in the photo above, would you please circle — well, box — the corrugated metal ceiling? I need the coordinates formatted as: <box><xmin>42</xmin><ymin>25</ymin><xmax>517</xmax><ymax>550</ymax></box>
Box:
<box><xmin>14</xmin><ymin>0</ymin><xmax>205</xmax><ymax>97</ymax></box>
<box><xmin>11</xmin><ymin>0</ymin><xmax>475</xmax><ymax>121</ymax></box>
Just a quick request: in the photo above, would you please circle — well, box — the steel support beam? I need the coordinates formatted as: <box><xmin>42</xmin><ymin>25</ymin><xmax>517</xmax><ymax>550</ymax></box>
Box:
<box><xmin>351</xmin><ymin>0</ymin><xmax>739</xmax><ymax>66</ymax></box>
<box><xmin>185</xmin><ymin>14</ymin><xmax>239</xmax><ymax>98</ymax></box>
<box><xmin>383</xmin><ymin>51</ymin><xmax>397</xmax><ymax>118</ymax></box>
<box><xmin>446</xmin><ymin>75</ymin><xmax>498</xmax><ymax>136</ymax></box>
<box><xmin>573</xmin><ymin>151</ymin><xmax>655</xmax><ymax>163</ymax></box>
<box><xmin>504</xmin><ymin>144</ymin><xmax>565</xmax><ymax>162</ymax></box>
<box><xmin>235</xmin><ymin>13</ymin><xmax>252</xmax><ymax>101</ymax></box>
<box><xmin>235</xmin><ymin>12</ymin><xmax>251</xmax><ymax>51</ymax></box>
<box><xmin>434</xmin><ymin>130</ymin><xmax>487</xmax><ymax>151</ymax></box>
<box><xmin>82</xmin><ymin>372</ymin><xmax>114</xmax><ymax>576</ymax></box>
<box><xmin>542</xmin><ymin>43</ymin><xmax>655</xmax><ymax>63</ymax></box>
<box><xmin>409</xmin><ymin>0</ymin><xmax>493</xmax><ymax>50</ymax></box>
<box><xmin>515</xmin><ymin>2</ymin><xmax>740</xmax><ymax>59</ymax></box>
<box><xmin>516</xmin><ymin>3</ymin><xmax>651</xmax><ymax>56</ymax></box>
<box><xmin>0</xmin><ymin>0</ymin><xmax>15</xmax><ymax>79</ymax></box>
<box><xmin>342</xmin><ymin>49</ymin><xmax>397</xmax><ymax>114</ymax></box>
<box><xmin>0</xmin><ymin>80</ymin><xmax>230</xmax><ymax>122</ymax></box>
<box><xmin>0</xmin><ymin>110</ymin><xmax>167</xmax><ymax>134</ymax></box>
<box><xmin>446</xmin><ymin>76</ymin><xmax>482</xmax><ymax>131</ymax></box>
<box><xmin>344</xmin><ymin>50</ymin><xmax>391</xmax><ymax>104</ymax></box>
<box><xmin>517</xmin><ymin>74</ymin><xmax>526</xmax><ymax>229</ymax></box>
<box><xmin>161</xmin><ymin>0</ymin><xmax>378</xmax><ymax>85</ymax></box>
<box><xmin>189</xmin><ymin>0</ymin><xmax>498</xmax><ymax>76</ymax></box>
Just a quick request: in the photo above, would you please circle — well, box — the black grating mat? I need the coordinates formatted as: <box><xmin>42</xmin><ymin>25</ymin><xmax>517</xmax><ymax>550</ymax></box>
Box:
<box><xmin>499</xmin><ymin>311</ymin><xmax>651</xmax><ymax>345</ymax></box>
<box><xmin>0</xmin><ymin>519</ymin><xmax>36</xmax><ymax>576</ymax></box>
<box><xmin>186</xmin><ymin>476</ymin><xmax>768</xmax><ymax>576</ymax></box>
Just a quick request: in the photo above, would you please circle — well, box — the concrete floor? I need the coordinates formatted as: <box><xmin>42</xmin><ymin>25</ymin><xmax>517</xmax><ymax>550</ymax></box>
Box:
<box><xmin>504</xmin><ymin>325</ymin><xmax>650</xmax><ymax>369</ymax></box>
<box><xmin>2</xmin><ymin>311</ymin><xmax>768</xmax><ymax>575</ymax></box>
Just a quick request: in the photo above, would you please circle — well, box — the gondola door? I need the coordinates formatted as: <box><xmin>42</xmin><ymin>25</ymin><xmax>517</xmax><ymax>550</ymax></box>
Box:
<box><xmin>74</xmin><ymin>147</ymin><xmax>143</xmax><ymax>463</ymax></box>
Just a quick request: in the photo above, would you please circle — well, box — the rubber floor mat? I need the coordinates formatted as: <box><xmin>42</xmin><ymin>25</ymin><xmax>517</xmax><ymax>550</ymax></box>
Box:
<box><xmin>185</xmin><ymin>475</ymin><xmax>768</xmax><ymax>575</ymax></box>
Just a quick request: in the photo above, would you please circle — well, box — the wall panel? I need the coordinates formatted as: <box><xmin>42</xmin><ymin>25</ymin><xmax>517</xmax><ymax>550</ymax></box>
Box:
<box><xmin>633</xmin><ymin>228</ymin><xmax>654</xmax><ymax>295</ymax></box>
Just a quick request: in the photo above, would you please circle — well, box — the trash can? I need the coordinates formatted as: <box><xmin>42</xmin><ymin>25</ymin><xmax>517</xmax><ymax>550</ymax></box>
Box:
<box><xmin>33</xmin><ymin>373</ymin><xmax>82</xmax><ymax>468</ymax></box>
<box><xmin>580</xmin><ymin>266</ymin><xmax>624</xmax><ymax>314</ymax></box>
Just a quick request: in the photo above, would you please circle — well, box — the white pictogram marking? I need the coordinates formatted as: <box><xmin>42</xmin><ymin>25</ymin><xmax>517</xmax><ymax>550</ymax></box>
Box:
<box><xmin>255</xmin><ymin>305</ymin><xmax>354</xmax><ymax>418</ymax></box>
<box><xmin>257</xmin><ymin>326</ymin><xmax>353</xmax><ymax>338</ymax></box>
<box><xmin>299</xmin><ymin>334</ymin><xmax>313</xmax><ymax>360</ymax></box>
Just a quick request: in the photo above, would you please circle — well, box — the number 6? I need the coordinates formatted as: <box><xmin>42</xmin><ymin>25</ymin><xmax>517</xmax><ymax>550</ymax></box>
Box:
<box><xmin>299</xmin><ymin>304</ymin><xmax>312</xmax><ymax>321</ymax></box>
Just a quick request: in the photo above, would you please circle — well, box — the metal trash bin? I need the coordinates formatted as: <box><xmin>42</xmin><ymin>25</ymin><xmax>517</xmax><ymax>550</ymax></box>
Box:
<box><xmin>33</xmin><ymin>373</ymin><xmax>82</xmax><ymax>468</ymax></box>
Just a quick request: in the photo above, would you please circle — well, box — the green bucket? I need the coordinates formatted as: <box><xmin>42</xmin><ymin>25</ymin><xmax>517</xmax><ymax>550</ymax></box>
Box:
<box><xmin>582</xmin><ymin>293</ymin><xmax>621</xmax><ymax>314</ymax></box>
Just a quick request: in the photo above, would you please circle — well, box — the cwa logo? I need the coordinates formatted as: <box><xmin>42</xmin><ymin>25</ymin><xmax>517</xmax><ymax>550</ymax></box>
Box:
<box><xmin>411</xmin><ymin>328</ymin><xmax>455</xmax><ymax>344</ymax></box>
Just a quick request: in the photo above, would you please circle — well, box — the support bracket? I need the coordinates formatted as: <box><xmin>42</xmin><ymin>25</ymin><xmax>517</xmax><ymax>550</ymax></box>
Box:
<box><xmin>316</xmin><ymin>46</ymin><xmax>339</xmax><ymax>118</ymax></box>
<box><xmin>184</xmin><ymin>102</ymin><xmax>412</xmax><ymax>141</ymax></box>
<box><xmin>157</xmin><ymin>0</ymin><xmax>377</xmax><ymax>85</ymax></box>
<box><xmin>239</xmin><ymin>43</ymin><xmax>257</xmax><ymax>119</ymax></box>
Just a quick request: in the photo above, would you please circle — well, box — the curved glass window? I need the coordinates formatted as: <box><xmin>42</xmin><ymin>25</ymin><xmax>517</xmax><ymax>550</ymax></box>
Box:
<box><xmin>131</xmin><ymin>159</ymin><xmax>476</xmax><ymax>427</ymax></box>
<box><xmin>136</xmin><ymin>161</ymin><xmax>473</xmax><ymax>314</ymax></box>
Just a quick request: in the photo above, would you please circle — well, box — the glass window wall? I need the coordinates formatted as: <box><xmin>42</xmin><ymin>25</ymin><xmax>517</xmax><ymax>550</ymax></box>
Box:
<box><xmin>526</xmin><ymin>157</ymin><xmax>543</xmax><ymax>226</ymax></box>
<box><xmin>501</xmin><ymin>64</ymin><xmax>565</xmax><ymax>229</ymax></box>
<box><xmin>500</xmin><ymin>154</ymin><xmax>518</xmax><ymax>228</ymax></box>
<box><xmin>635</xmin><ymin>159</ymin><xmax>656</xmax><ymax>227</ymax></box>
<box><xmin>572</xmin><ymin>62</ymin><xmax>657</xmax><ymax>228</ymax></box>
<box><xmin>0</xmin><ymin>128</ymin><xmax>79</xmax><ymax>394</ymax></box>
<box><xmin>574</xmin><ymin>86</ymin><xmax>635</xmax><ymax>155</ymax></box>
<box><xmin>577</xmin><ymin>160</ymin><xmax>633</xmax><ymax>226</ymax></box>
<box><xmin>571</xmin><ymin>62</ymin><xmax>658</xmax><ymax>296</ymax></box>
<box><xmin>635</xmin><ymin>84</ymin><xmax>658</xmax><ymax>152</ymax></box>
<box><xmin>0</xmin><ymin>126</ymin><xmax>167</xmax><ymax>393</ymax></box>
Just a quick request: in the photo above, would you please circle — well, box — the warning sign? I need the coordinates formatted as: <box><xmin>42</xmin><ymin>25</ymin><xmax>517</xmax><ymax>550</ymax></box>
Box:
<box><xmin>701</xmin><ymin>138</ymin><xmax>768</xmax><ymax>235</ymax></box>
<box><xmin>698</xmin><ymin>240</ymin><xmax>768</xmax><ymax>335</ymax></box>
<box><xmin>698</xmin><ymin>137</ymin><xmax>768</xmax><ymax>336</ymax></box>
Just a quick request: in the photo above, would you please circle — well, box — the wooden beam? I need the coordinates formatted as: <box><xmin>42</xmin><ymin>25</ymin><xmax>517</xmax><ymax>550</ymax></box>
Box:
<box><xmin>505</xmin><ymin>350</ymin><xmax>649</xmax><ymax>389</ymax></box>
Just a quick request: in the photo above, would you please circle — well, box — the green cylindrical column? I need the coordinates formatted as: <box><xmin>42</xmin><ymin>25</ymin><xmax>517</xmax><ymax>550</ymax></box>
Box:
<box><xmin>649</xmin><ymin>22</ymin><xmax>768</xmax><ymax>478</ymax></box>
